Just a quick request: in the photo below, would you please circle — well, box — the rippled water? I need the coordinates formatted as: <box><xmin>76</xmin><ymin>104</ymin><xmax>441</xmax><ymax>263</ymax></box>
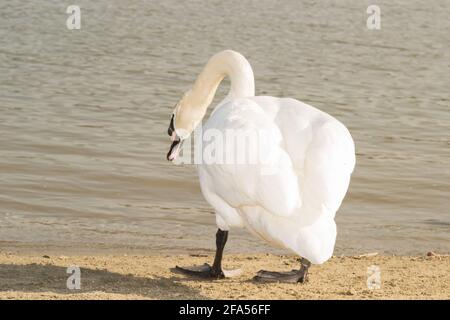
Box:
<box><xmin>0</xmin><ymin>0</ymin><xmax>449</xmax><ymax>255</ymax></box>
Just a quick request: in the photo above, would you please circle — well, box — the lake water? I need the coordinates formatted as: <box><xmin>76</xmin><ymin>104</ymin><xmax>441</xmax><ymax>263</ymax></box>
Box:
<box><xmin>0</xmin><ymin>0</ymin><xmax>449</xmax><ymax>255</ymax></box>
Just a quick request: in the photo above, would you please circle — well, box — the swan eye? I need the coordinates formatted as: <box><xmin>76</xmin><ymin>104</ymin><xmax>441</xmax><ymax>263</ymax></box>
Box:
<box><xmin>167</xmin><ymin>114</ymin><xmax>175</xmax><ymax>136</ymax></box>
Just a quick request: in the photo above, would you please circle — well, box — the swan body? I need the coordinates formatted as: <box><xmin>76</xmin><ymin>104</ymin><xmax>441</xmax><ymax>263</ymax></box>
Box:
<box><xmin>168</xmin><ymin>50</ymin><xmax>355</xmax><ymax>270</ymax></box>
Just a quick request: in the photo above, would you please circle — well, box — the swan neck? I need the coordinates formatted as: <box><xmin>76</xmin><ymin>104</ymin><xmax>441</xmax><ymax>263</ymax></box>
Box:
<box><xmin>192</xmin><ymin>50</ymin><xmax>255</xmax><ymax>106</ymax></box>
<box><xmin>173</xmin><ymin>51</ymin><xmax>255</xmax><ymax>139</ymax></box>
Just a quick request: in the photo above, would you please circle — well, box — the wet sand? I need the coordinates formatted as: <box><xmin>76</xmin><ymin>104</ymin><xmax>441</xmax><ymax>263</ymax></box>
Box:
<box><xmin>0</xmin><ymin>252</ymin><xmax>448</xmax><ymax>300</ymax></box>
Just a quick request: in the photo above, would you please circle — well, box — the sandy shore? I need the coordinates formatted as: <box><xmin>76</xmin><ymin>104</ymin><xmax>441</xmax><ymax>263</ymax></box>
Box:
<box><xmin>0</xmin><ymin>252</ymin><xmax>448</xmax><ymax>299</ymax></box>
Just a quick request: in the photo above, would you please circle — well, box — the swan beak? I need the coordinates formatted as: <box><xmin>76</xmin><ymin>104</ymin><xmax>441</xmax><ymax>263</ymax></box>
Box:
<box><xmin>167</xmin><ymin>137</ymin><xmax>184</xmax><ymax>161</ymax></box>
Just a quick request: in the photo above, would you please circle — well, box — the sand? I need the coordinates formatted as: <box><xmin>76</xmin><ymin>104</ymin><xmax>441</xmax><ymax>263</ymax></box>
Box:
<box><xmin>0</xmin><ymin>252</ymin><xmax>448</xmax><ymax>300</ymax></box>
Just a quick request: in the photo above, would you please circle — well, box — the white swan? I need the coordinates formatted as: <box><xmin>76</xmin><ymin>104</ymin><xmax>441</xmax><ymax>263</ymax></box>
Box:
<box><xmin>167</xmin><ymin>50</ymin><xmax>355</xmax><ymax>283</ymax></box>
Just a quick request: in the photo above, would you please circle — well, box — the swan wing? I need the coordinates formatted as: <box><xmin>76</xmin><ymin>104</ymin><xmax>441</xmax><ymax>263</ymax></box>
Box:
<box><xmin>199</xmin><ymin>98</ymin><xmax>302</xmax><ymax>218</ymax></box>
<box><xmin>265</xmin><ymin>96</ymin><xmax>356</xmax><ymax>218</ymax></box>
<box><xmin>199</xmin><ymin>97</ymin><xmax>355</xmax><ymax>223</ymax></box>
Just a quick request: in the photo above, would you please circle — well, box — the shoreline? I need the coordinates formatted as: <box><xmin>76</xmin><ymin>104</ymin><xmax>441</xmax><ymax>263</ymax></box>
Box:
<box><xmin>0</xmin><ymin>252</ymin><xmax>448</xmax><ymax>299</ymax></box>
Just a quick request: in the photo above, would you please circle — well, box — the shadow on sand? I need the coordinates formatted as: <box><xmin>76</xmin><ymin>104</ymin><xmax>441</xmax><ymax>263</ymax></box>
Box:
<box><xmin>0</xmin><ymin>263</ymin><xmax>208</xmax><ymax>299</ymax></box>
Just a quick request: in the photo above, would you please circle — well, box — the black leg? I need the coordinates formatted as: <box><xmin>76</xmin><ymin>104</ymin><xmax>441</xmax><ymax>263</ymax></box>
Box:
<box><xmin>211</xmin><ymin>229</ymin><xmax>228</xmax><ymax>277</ymax></box>
<box><xmin>253</xmin><ymin>257</ymin><xmax>311</xmax><ymax>283</ymax></box>
<box><xmin>174</xmin><ymin>229</ymin><xmax>228</xmax><ymax>279</ymax></box>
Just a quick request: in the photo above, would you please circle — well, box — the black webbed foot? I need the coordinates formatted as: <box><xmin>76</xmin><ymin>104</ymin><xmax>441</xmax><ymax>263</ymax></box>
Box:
<box><xmin>253</xmin><ymin>269</ymin><xmax>308</xmax><ymax>283</ymax></box>
<box><xmin>253</xmin><ymin>258</ymin><xmax>311</xmax><ymax>283</ymax></box>
<box><xmin>174</xmin><ymin>263</ymin><xmax>224</xmax><ymax>279</ymax></box>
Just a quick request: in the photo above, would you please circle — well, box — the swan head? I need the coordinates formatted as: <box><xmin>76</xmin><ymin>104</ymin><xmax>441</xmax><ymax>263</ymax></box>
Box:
<box><xmin>166</xmin><ymin>90</ymin><xmax>206</xmax><ymax>161</ymax></box>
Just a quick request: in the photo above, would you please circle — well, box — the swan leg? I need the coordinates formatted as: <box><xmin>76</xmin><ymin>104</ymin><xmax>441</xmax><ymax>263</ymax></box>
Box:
<box><xmin>253</xmin><ymin>257</ymin><xmax>311</xmax><ymax>283</ymax></box>
<box><xmin>174</xmin><ymin>229</ymin><xmax>228</xmax><ymax>279</ymax></box>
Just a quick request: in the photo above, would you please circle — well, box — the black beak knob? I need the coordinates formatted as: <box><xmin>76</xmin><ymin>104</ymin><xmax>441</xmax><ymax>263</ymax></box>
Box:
<box><xmin>168</xmin><ymin>115</ymin><xmax>175</xmax><ymax>136</ymax></box>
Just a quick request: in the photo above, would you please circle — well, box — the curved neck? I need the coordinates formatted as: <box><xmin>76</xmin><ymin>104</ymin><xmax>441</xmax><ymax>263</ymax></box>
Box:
<box><xmin>173</xmin><ymin>51</ymin><xmax>255</xmax><ymax>139</ymax></box>
<box><xmin>192</xmin><ymin>50</ymin><xmax>255</xmax><ymax>106</ymax></box>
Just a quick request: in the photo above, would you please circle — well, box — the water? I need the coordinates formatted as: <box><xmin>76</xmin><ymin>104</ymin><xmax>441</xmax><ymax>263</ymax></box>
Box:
<box><xmin>0</xmin><ymin>0</ymin><xmax>449</xmax><ymax>255</ymax></box>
